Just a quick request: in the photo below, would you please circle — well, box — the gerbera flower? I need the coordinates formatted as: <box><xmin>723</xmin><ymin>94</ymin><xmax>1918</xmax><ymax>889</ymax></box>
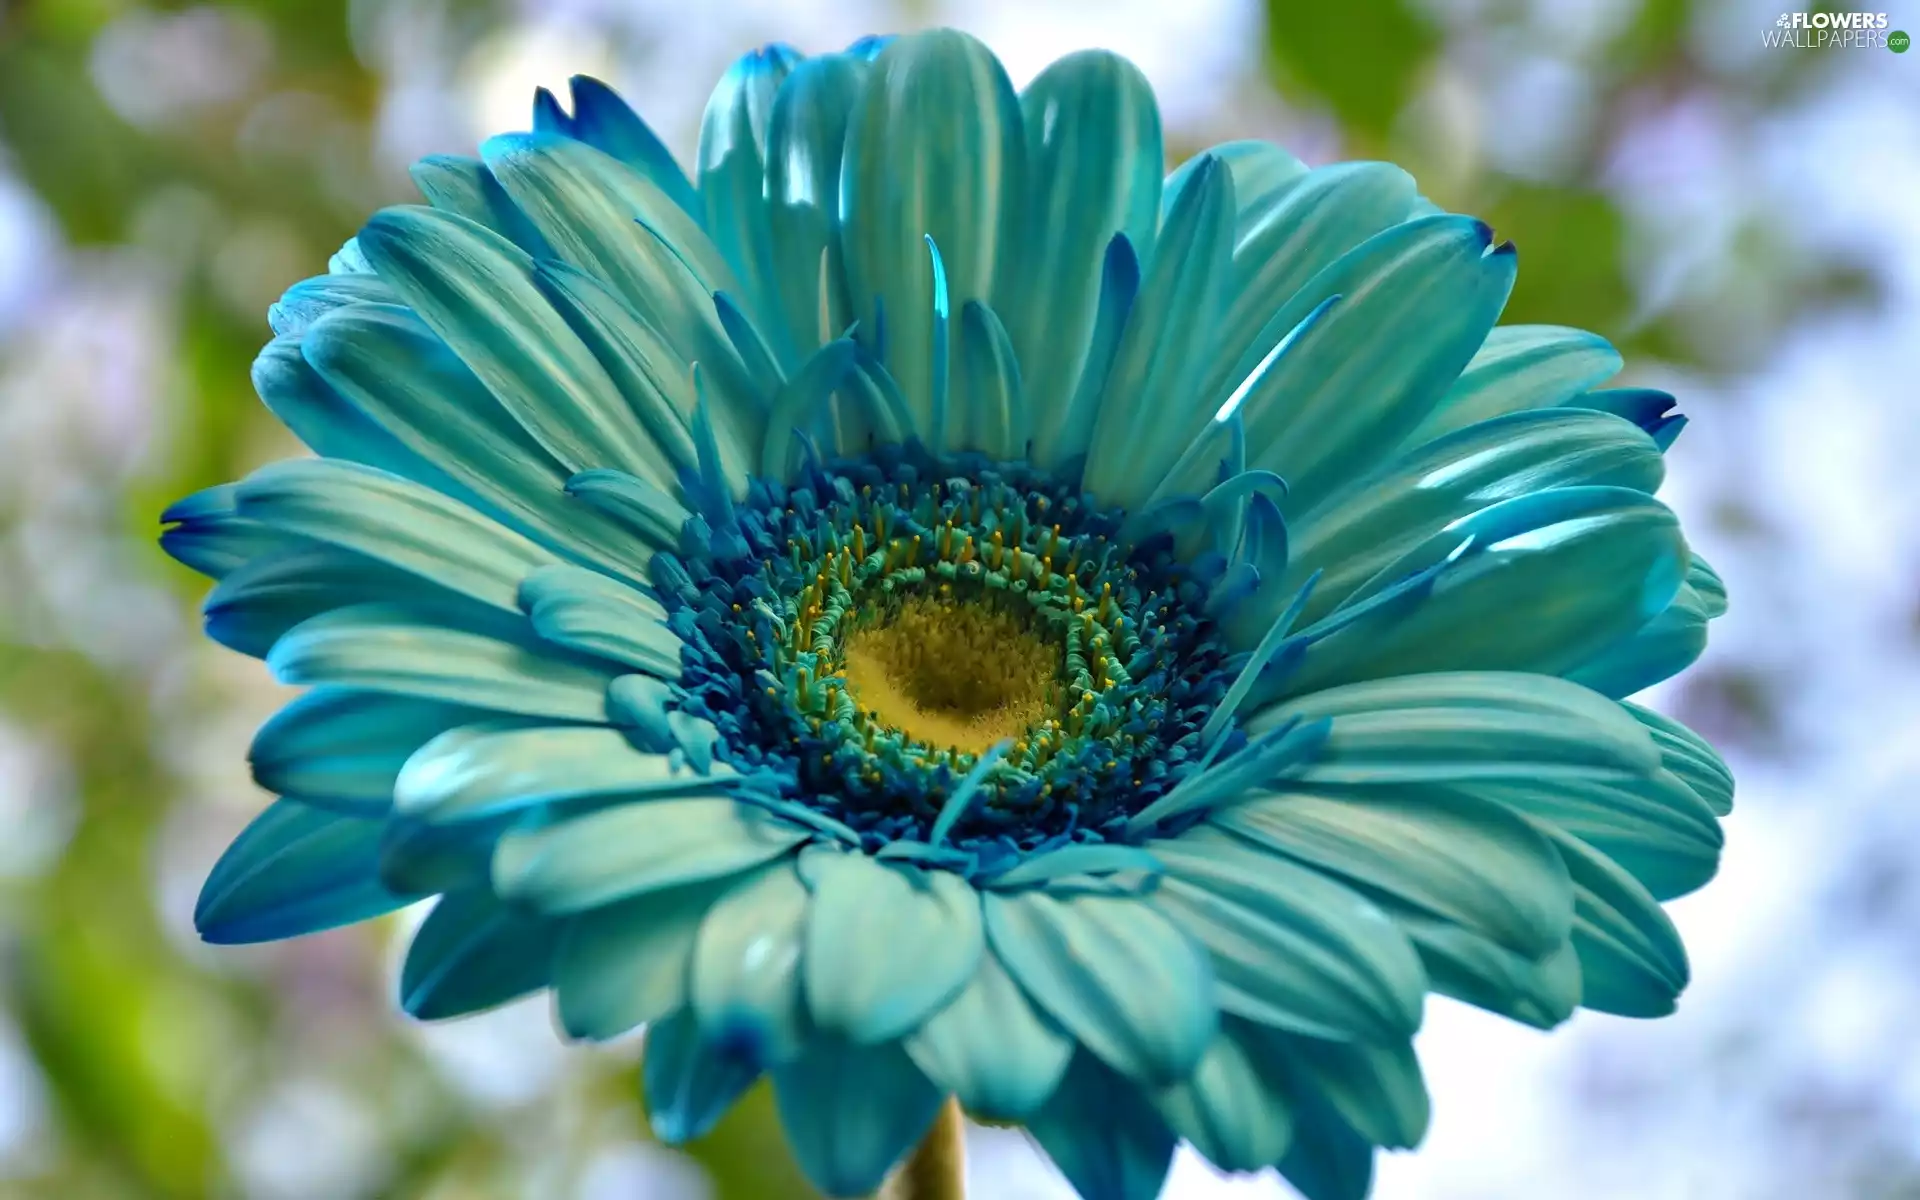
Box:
<box><xmin>162</xmin><ymin>28</ymin><xmax>1732</xmax><ymax>1200</ymax></box>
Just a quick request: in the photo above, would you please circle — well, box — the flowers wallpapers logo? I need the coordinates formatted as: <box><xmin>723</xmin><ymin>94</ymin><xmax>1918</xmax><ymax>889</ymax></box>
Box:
<box><xmin>160</xmin><ymin>28</ymin><xmax>1731</xmax><ymax>1200</ymax></box>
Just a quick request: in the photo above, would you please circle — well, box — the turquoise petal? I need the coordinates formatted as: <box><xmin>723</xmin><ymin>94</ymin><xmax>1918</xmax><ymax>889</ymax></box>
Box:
<box><xmin>159</xmin><ymin>484</ymin><xmax>277</xmax><ymax>580</ymax></box>
<box><xmin>251</xmin><ymin>689</ymin><xmax>494</xmax><ymax>815</ymax></box>
<box><xmin>1255</xmin><ymin>1028</ymin><xmax>1428</xmax><ymax>1150</ymax></box>
<box><xmin>1276</xmin><ymin>1093</ymin><xmax>1375</xmax><ymax>1200</ymax></box>
<box><xmin>408</xmin><ymin>155</ymin><xmax>552</xmax><ymax>255</ymax></box>
<box><xmin>1686</xmin><ymin>553</ymin><xmax>1728</xmax><ymax>617</ymax></box>
<box><xmin>400</xmin><ymin>888</ymin><xmax>552</xmax><ymax>1019</ymax></box>
<box><xmin>1031</xmin><ymin>234</ymin><xmax>1139</xmax><ymax>470</ymax></box>
<box><xmin>904</xmin><ymin>949</ymin><xmax>1072</xmax><ymax>1120</ymax></box>
<box><xmin>356</xmin><ymin>206</ymin><xmax>668</xmax><ymax>480</ymax></box>
<box><xmin>203</xmin><ymin>544</ymin><xmax>469</xmax><ymax>661</ymax></box>
<box><xmin>1199</xmin><ymin>162</ymin><xmax>1417</xmax><ymax>416</ymax></box>
<box><xmin>304</xmin><ymin>301</ymin><xmax>667</xmax><ymax>573</ymax></box>
<box><xmin>1281</xmin><ymin>486</ymin><xmax>1689</xmax><ymax>693</ymax></box>
<box><xmin>1235</xmin><ymin>216</ymin><xmax>1517</xmax><ymax>512</ymax></box>
<box><xmin>984</xmin><ymin>889</ymin><xmax>1215</xmax><ymax>1084</ymax></box>
<box><xmin>803</xmin><ymin>855</ymin><xmax>983</xmax><ymax>1044</ymax></box>
<box><xmin>690</xmin><ymin>860</ymin><xmax>809</xmax><ymax>1067</ymax></box>
<box><xmin>493</xmin><ymin>798</ymin><xmax>807</xmax><ymax>913</ymax></box>
<box><xmin>377</xmin><ymin>812</ymin><xmax>505</xmax><ymax>894</ymax></box>
<box><xmin>1148</xmin><ymin>832</ymin><xmax>1424</xmax><ymax>1042</ymax></box>
<box><xmin>1627</xmin><ymin>702</ymin><xmax>1734</xmax><ymax>816</ymax></box>
<box><xmin>842</xmin><ymin>30</ymin><xmax>1024</xmax><ymax>447</ymax></box>
<box><xmin>1548</xmin><ymin>825</ymin><xmax>1690</xmax><ymax>1017</ymax></box>
<box><xmin>550</xmin><ymin>75</ymin><xmax>702</xmax><ymax>221</ymax></box>
<box><xmin>1566</xmin><ymin>579</ymin><xmax>1712</xmax><ymax>699</ymax></box>
<box><xmin>195</xmin><ymin>798</ymin><xmax>417</xmax><ymax>945</ymax></box>
<box><xmin>252</xmin><ymin>335</ymin><xmax>449</xmax><ymax>483</ymax></box>
<box><xmin>1379</xmin><ymin>901</ymin><xmax>1580</xmax><ymax>1028</ymax></box>
<box><xmin>1461</xmin><ymin>770</ymin><xmax>1722</xmax><ymax>902</ymax></box>
<box><xmin>1006</xmin><ymin>50</ymin><xmax>1162</xmax><ymax>441</ymax></box>
<box><xmin>761</xmin><ymin>337</ymin><xmax>860</xmax><ymax>481</ymax></box>
<box><xmin>394</xmin><ymin>724</ymin><xmax>730</xmax><ymax>823</ymax></box>
<box><xmin>764</xmin><ymin>55</ymin><xmax>867</xmax><ymax>361</ymax></box>
<box><xmin>518</xmin><ymin>563</ymin><xmax>682</xmax><ymax>677</ymax></box>
<box><xmin>268</xmin><ymin>273</ymin><xmax>395</xmax><ymax>337</ymax></box>
<box><xmin>554</xmin><ymin>876</ymin><xmax>733</xmax><ymax>1039</ymax></box>
<box><xmin>772</xmin><ymin>1037</ymin><xmax>945</xmax><ymax>1199</ymax></box>
<box><xmin>1216</xmin><ymin>788</ymin><xmax>1574</xmax><ymax>960</ymax></box>
<box><xmin>1027</xmin><ymin>1051</ymin><xmax>1177</xmax><ymax>1200</ymax></box>
<box><xmin>1406</xmin><ymin>324</ymin><xmax>1623</xmax><ymax>446</ymax></box>
<box><xmin>566</xmin><ymin>468</ymin><xmax>694</xmax><ymax>550</ymax></box>
<box><xmin>329</xmin><ymin>237</ymin><xmax>373</xmax><ymax>274</ymax></box>
<box><xmin>269</xmin><ymin>604</ymin><xmax>621</xmax><ymax>720</ymax></box>
<box><xmin>235</xmin><ymin>457</ymin><xmax>556</xmax><ymax>616</ymax></box>
<box><xmin>1150</xmin><ymin>1024</ymin><xmax>1295</xmax><ymax>1172</ymax></box>
<box><xmin>1082</xmin><ymin>153</ymin><xmax>1234</xmax><ymax>510</ymax></box>
<box><xmin>1165</xmin><ymin>141</ymin><xmax>1310</xmax><ymax>235</ymax></box>
<box><xmin>954</xmin><ymin>300</ymin><xmax>1025</xmax><ymax>459</ymax></box>
<box><xmin>1284</xmin><ymin>408</ymin><xmax>1666</xmax><ymax>628</ymax></box>
<box><xmin>698</xmin><ymin>45</ymin><xmax>802</xmax><ymax>334</ymax></box>
<box><xmin>1247</xmin><ymin>671</ymin><xmax>1663</xmax><ymax>785</ymax></box>
<box><xmin>644</xmin><ymin>1009</ymin><xmax>761</xmax><ymax>1144</ymax></box>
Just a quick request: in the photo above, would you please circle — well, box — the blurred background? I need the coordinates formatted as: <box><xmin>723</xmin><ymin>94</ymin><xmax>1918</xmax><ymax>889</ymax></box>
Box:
<box><xmin>0</xmin><ymin>0</ymin><xmax>1914</xmax><ymax>1196</ymax></box>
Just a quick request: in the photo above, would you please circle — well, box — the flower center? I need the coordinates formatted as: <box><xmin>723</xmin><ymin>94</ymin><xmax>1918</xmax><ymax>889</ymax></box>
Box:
<box><xmin>839</xmin><ymin>589</ymin><xmax>1061</xmax><ymax>756</ymax></box>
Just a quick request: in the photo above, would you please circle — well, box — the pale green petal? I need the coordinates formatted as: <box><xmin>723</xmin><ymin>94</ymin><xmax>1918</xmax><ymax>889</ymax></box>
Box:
<box><xmin>553</xmin><ymin>876</ymin><xmax>735</xmax><ymax>1039</ymax></box>
<box><xmin>904</xmin><ymin>949</ymin><xmax>1073</xmax><ymax>1120</ymax></box>
<box><xmin>691</xmin><ymin>859</ymin><xmax>810</xmax><ymax>1067</ymax></box>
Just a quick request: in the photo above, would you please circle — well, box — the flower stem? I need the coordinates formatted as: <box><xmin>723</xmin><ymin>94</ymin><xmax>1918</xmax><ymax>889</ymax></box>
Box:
<box><xmin>881</xmin><ymin>1097</ymin><xmax>966</xmax><ymax>1200</ymax></box>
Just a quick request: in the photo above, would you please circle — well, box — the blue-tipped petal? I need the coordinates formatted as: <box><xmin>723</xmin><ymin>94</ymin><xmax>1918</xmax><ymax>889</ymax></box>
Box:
<box><xmin>555</xmin><ymin>876</ymin><xmax>734</xmax><ymax>1039</ymax></box>
<box><xmin>984</xmin><ymin>889</ymin><xmax>1215</xmax><ymax>1085</ymax></box>
<box><xmin>1405</xmin><ymin>324</ymin><xmax>1624</xmax><ymax>446</ymax></box>
<box><xmin>269</xmin><ymin>604</ymin><xmax>623</xmax><ymax>721</ymax></box>
<box><xmin>691</xmin><ymin>859</ymin><xmax>810</xmax><ymax>1067</ymax></box>
<box><xmin>841</xmin><ymin>30</ymin><xmax>1024</xmax><ymax>445</ymax></box>
<box><xmin>772</xmin><ymin>1037</ymin><xmax>946</xmax><ymax>1199</ymax></box>
<box><xmin>159</xmin><ymin>484</ymin><xmax>278</xmax><ymax>580</ymax></box>
<box><xmin>408</xmin><ymin>155</ymin><xmax>554</xmax><ymax>256</ymax></box>
<box><xmin>698</xmin><ymin>44</ymin><xmax>803</xmax><ymax>333</ymax></box>
<box><xmin>1032</xmin><ymin>232</ymin><xmax>1139</xmax><ymax>470</ymax></box>
<box><xmin>493</xmin><ymin>797</ymin><xmax>807</xmax><ymax>914</ymax></box>
<box><xmin>1006</xmin><ymin>50</ymin><xmax>1162</xmax><ymax>438</ymax></box>
<box><xmin>556</xmin><ymin>75</ymin><xmax>702</xmax><ymax>221</ymax></box>
<box><xmin>195</xmin><ymin>798</ymin><xmax>418</xmax><ymax>945</ymax></box>
<box><xmin>1027</xmin><ymin>1051</ymin><xmax>1177</xmax><ymax>1200</ymax></box>
<box><xmin>1235</xmin><ymin>215</ymin><xmax>1517</xmax><ymax>512</ymax></box>
<box><xmin>1165</xmin><ymin>140</ymin><xmax>1310</xmax><ymax>235</ymax></box>
<box><xmin>644</xmin><ymin>1009</ymin><xmax>761</xmax><ymax>1144</ymax></box>
<box><xmin>250</xmin><ymin>689</ymin><xmax>494</xmax><ymax>815</ymax></box>
<box><xmin>764</xmin><ymin>55</ymin><xmax>868</xmax><ymax>362</ymax></box>
<box><xmin>904</xmin><ymin>949</ymin><xmax>1073</xmax><ymax>1120</ymax></box>
<box><xmin>803</xmin><ymin>855</ymin><xmax>983</xmax><ymax>1044</ymax></box>
<box><xmin>400</xmin><ymin>888</ymin><xmax>553</xmax><ymax>1019</ymax></box>
<box><xmin>202</xmin><ymin>544</ymin><xmax>465</xmax><ymax>661</ymax></box>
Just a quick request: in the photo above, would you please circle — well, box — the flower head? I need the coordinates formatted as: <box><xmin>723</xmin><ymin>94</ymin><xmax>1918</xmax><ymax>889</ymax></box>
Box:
<box><xmin>165</xmin><ymin>28</ymin><xmax>1731</xmax><ymax>1200</ymax></box>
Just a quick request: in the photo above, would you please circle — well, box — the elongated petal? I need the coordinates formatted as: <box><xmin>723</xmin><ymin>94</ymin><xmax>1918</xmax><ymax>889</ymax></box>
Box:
<box><xmin>803</xmin><ymin>855</ymin><xmax>983</xmax><ymax>1044</ymax></box>
<box><xmin>1151</xmin><ymin>1025</ymin><xmax>1296</xmax><ymax>1172</ymax></box>
<box><xmin>772</xmin><ymin>1037</ymin><xmax>945</xmax><ymax>1199</ymax></box>
<box><xmin>160</xmin><ymin>484</ymin><xmax>278</xmax><ymax>580</ymax></box>
<box><xmin>905</xmin><ymin>949</ymin><xmax>1073</xmax><ymax>1120</ymax></box>
<box><xmin>643</xmin><ymin>1009</ymin><xmax>760</xmax><ymax>1144</ymax></box>
<box><xmin>764</xmin><ymin>55</ymin><xmax>867</xmax><ymax>360</ymax></box>
<box><xmin>1007</xmin><ymin>50</ymin><xmax>1162</xmax><ymax>438</ymax></box>
<box><xmin>1237</xmin><ymin>216</ymin><xmax>1517</xmax><ymax>512</ymax></box>
<box><xmin>356</xmin><ymin>205</ymin><xmax>667</xmax><ymax>479</ymax></box>
<box><xmin>1379</xmin><ymin>901</ymin><xmax>1580</xmax><ymax>1029</ymax></box>
<box><xmin>494</xmin><ymin>798</ymin><xmax>807</xmax><ymax>913</ymax></box>
<box><xmin>549</xmin><ymin>74</ymin><xmax>701</xmax><ymax>220</ymax></box>
<box><xmin>554</xmin><ymin>876</ymin><xmax>733</xmax><ymax>1039</ymax></box>
<box><xmin>1565</xmin><ymin>579</ymin><xmax>1713</xmax><ymax>699</ymax></box>
<box><xmin>1285</xmin><ymin>408</ymin><xmax>1665</xmax><ymax>625</ymax></box>
<box><xmin>1549</xmin><ymin>826</ymin><xmax>1690</xmax><ymax>1017</ymax></box>
<box><xmin>252</xmin><ymin>335</ymin><xmax>450</xmax><ymax>487</ymax></box>
<box><xmin>400</xmin><ymin>889</ymin><xmax>552</xmax><ymax>1019</ymax></box>
<box><xmin>1254</xmin><ymin>1028</ymin><xmax>1428</xmax><ymax>1149</ymax></box>
<box><xmin>698</xmin><ymin>45</ymin><xmax>801</xmax><ymax>332</ymax></box>
<box><xmin>409</xmin><ymin>154</ymin><xmax>552</xmax><ymax>254</ymax></box>
<box><xmin>691</xmin><ymin>860</ymin><xmax>809</xmax><ymax>1067</ymax></box>
<box><xmin>1283</xmin><ymin>486</ymin><xmax>1689</xmax><ymax>693</ymax></box>
<box><xmin>518</xmin><ymin>563</ymin><xmax>682</xmax><ymax>677</ymax></box>
<box><xmin>195</xmin><ymin>799</ymin><xmax>416</xmax><ymax>944</ymax></box>
<box><xmin>268</xmin><ymin>272</ymin><xmax>397</xmax><ymax>337</ymax></box>
<box><xmin>1165</xmin><ymin>140</ymin><xmax>1310</xmax><ymax>236</ymax></box>
<box><xmin>842</xmin><ymin>30</ymin><xmax>1024</xmax><ymax>446</ymax></box>
<box><xmin>1468</xmin><ymin>771</ymin><xmax>1722</xmax><ymax>901</ymax></box>
<box><xmin>1276</xmin><ymin>1093</ymin><xmax>1375</xmax><ymax>1200</ymax></box>
<box><xmin>204</xmin><ymin>545</ymin><xmax>464</xmax><ymax>661</ymax></box>
<box><xmin>1148</xmin><ymin>832</ymin><xmax>1424</xmax><ymax>1042</ymax></box>
<box><xmin>1628</xmin><ymin>702</ymin><xmax>1734</xmax><ymax>816</ymax></box>
<box><xmin>1028</xmin><ymin>1051</ymin><xmax>1177</xmax><ymax>1200</ymax></box>
<box><xmin>269</xmin><ymin>605</ymin><xmax>621</xmax><ymax>721</ymax></box>
<box><xmin>1216</xmin><ymin>788</ymin><xmax>1574</xmax><ymax>960</ymax></box>
<box><xmin>1406</xmin><ymin>325</ymin><xmax>1623</xmax><ymax>445</ymax></box>
<box><xmin>395</xmin><ymin>725</ymin><xmax>729</xmax><ymax>823</ymax></box>
<box><xmin>251</xmin><ymin>689</ymin><xmax>494</xmax><ymax>815</ymax></box>
<box><xmin>303</xmin><ymin>301</ymin><xmax>663</xmax><ymax>575</ymax></box>
<box><xmin>984</xmin><ymin>889</ymin><xmax>1215</xmax><ymax>1084</ymax></box>
<box><xmin>235</xmin><ymin>457</ymin><xmax>556</xmax><ymax>615</ymax></box>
